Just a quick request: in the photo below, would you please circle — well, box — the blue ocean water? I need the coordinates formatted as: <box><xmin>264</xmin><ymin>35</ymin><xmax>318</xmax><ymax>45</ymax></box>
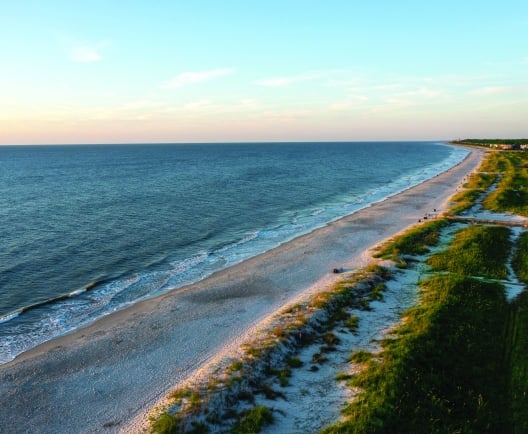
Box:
<box><xmin>0</xmin><ymin>142</ymin><xmax>467</xmax><ymax>363</ymax></box>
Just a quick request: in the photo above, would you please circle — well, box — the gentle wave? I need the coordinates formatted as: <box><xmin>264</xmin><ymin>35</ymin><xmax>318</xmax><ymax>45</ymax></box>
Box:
<box><xmin>0</xmin><ymin>144</ymin><xmax>468</xmax><ymax>364</ymax></box>
<box><xmin>0</xmin><ymin>311</ymin><xmax>20</xmax><ymax>325</ymax></box>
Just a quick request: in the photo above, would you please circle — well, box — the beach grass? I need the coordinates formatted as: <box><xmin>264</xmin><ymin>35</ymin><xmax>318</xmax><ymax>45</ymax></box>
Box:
<box><xmin>375</xmin><ymin>219</ymin><xmax>447</xmax><ymax>260</ymax></box>
<box><xmin>426</xmin><ymin>225</ymin><xmax>511</xmax><ymax>280</ymax></box>
<box><xmin>322</xmin><ymin>275</ymin><xmax>510</xmax><ymax>434</ymax></box>
<box><xmin>506</xmin><ymin>290</ymin><xmax>528</xmax><ymax>434</ymax></box>
<box><xmin>512</xmin><ymin>232</ymin><xmax>528</xmax><ymax>283</ymax></box>
<box><xmin>231</xmin><ymin>405</ymin><xmax>273</xmax><ymax>434</ymax></box>
<box><xmin>481</xmin><ymin>152</ymin><xmax>528</xmax><ymax>216</ymax></box>
<box><xmin>448</xmin><ymin>170</ymin><xmax>498</xmax><ymax>215</ymax></box>
<box><xmin>509</xmin><ymin>230</ymin><xmax>528</xmax><ymax>433</ymax></box>
<box><xmin>149</xmin><ymin>265</ymin><xmax>391</xmax><ymax>433</ymax></box>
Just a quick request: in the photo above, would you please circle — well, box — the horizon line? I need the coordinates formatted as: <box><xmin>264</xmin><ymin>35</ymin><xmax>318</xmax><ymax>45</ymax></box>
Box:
<box><xmin>0</xmin><ymin>139</ymin><xmax>453</xmax><ymax>147</ymax></box>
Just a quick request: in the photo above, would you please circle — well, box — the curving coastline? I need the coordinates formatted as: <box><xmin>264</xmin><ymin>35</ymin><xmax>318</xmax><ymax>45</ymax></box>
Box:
<box><xmin>0</xmin><ymin>146</ymin><xmax>484</xmax><ymax>434</ymax></box>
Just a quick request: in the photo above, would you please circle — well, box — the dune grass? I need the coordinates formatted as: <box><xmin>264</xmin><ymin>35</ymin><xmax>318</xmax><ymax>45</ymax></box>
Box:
<box><xmin>149</xmin><ymin>265</ymin><xmax>392</xmax><ymax>433</ymax></box>
<box><xmin>231</xmin><ymin>405</ymin><xmax>273</xmax><ymax>434</ymax></box>
<box><xmin>506</xmin><ymin>290</ymin><xmax>528</xmax><ymax>434</ymax></box>
<box><xmin>375</xmin><ymin>219</ymin><xmax>447</xmax><ymax>261</ymax></box>
<box><xmin>512</xmin><ymin>231</ymin><xmax>528</xmax><ymax>284</ymax></box>
<box><xmin>322</xmin><ymin>274</ymin><xmax>511</xmax><ymax>434</ymax></box>
<box><xmin>512</xmin><ymin>232</ymin><xmax>528</xmax><ymax>284</ymax></box>
<box><xmin>509</xmin><ymin>230</ymin><xmax>528</xmax><ymax>433</ymax></box>
<box><xmin>449</xmin><ymin>170</ymin><xmax>498</xmax><ymax>215</ymax></box>
<box><xmin>481</xmin><ymin>152</ymin><xmax>528</xmax><ymax>216</ymax></box>
<box><xmin>426</xmin><ymin>225</ymin><xmax>511</xmax><ymax>279</ymax></box>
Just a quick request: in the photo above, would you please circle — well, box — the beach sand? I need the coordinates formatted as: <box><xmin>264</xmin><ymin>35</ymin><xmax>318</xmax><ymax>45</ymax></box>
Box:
<box><xmin>0</xmin><ymin>146</ymin><xmax>484</xmax><ymax>434</ymax></box>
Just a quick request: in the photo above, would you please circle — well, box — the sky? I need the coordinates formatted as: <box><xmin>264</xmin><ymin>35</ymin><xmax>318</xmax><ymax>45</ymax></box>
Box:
<box><xmin>0</xmin><ymin>0</ymin><xmax>527</xmax><ymax>144</ymax></box>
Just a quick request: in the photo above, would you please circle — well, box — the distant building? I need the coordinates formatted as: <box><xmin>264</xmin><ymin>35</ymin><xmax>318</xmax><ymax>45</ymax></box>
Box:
<box><xmin>491</xmin><ymin>143</ymin><xmax>516</xmax><ymax>150</ymax></box>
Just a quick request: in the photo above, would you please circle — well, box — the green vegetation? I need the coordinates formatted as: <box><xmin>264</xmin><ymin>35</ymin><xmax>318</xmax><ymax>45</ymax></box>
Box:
<box><xmin>286</xmin><ymin>355</ymin><xmax>303</xmax><ymax>368</ymax></box>
<box><xmin>348</xmin><ymin>349</ymin><xmax>374</xmax><ymax>364</ymax></box>
<box><xmin>323</xmin><ymin>275</ymin><xmax>511</xmax><ymax>434</ymax></box>
<box><xmin>376</xmin><ymin>220</ymin><xmax>447</xmax><ymax>260</ymax></box>
<box><xmin>335</xmin><ymin>371</ymin><xmax>353</xmax><ymax>382</ymax></box>
<box><xmin>227</xmin><ymin>361</ymin><xmax>244</xmax><ymax>373</ymax></box>
<box><xmin>506</xmin><ymin>291</ymin><xmax>528</xmax><ymax>434</ymax></box>
<box><xmin>449</xmin><ymin>189</ymin><xmax>481</xmax><ymax>214</ymax></box>
<box><xmin>265</xmin><ymin>366</ymin><xmax>292</xmax><ymax>387</ymax></box>
<box><xmin>513</xmin><ymin>232</ymin><xmax>528</xmax><ymax>283</ymax></box>
<box><xmin>509</xmin><ymin>230</ymin><xmax>528</xmax><ymax>433</ymax></box>
<box><xmin>456</xmin><ymin>138</ymin><xmax>528</xmax><ymax>146</ymax></box>
<box><xmin>465</xmin><ymin>171</ymin><xmax>498</xmax><ymax>190</ymax></box>
<box><xmin>482</xmin><ymin>152</ymin><xmax>528</xmax><ymax>216</ymax></box>
<box><xmin>369</xmin><ymin>283</ymin><xmax>386</xmax><ymax>301</ymax></box>
<box><xmin>151</xmin><ymin>412</ymin><xmax>179</xmax><ymax>434</ymax></box>
<box><xmin>231</xmin><ymin>405</ymin><xmax>273</xmax><ymax>434</ymax></box>
<box><xmin>449</xmin><ymin>171</ymin><xmax>498</xmax><ymax>215</ymax></box>
<box><xmin>426</xmin><ymin>225</ymin><xmax>511</xmax><ymax>279</ymax></box>
<box><xmin>344</xmin><ymin>315</ymin><xmax>359</xmax><ymax>332</ymax></box>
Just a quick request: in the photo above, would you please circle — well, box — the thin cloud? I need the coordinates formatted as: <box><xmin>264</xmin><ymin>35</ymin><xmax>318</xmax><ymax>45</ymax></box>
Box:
<box><xmin>161</xmin><ymin>68</ymin><xmax>234</xmax><ymax>89</ymax></box>
<box><xmin>469</xmin><ymin>86</ymin><xmax>512</xmax><ymax>96</ymax></box>
<box><xmin>184</xmin><ymin>100</ymin><xmax>217</xmax><ymax>110</ymax></box>
<box><xmin>256</xmin><ymin>72</ymin><xmax>323</xmax><ymax>87</ymax></box>
<box><xmin>415</xmin><ymin>86</ymin><xmax>441</xmax><ymax>98</ymax></box>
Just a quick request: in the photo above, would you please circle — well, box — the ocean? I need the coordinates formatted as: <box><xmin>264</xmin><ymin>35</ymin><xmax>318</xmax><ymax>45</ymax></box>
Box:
<box><xmin>0</xmin><ymin>142</ymin><xmax>467</xmax><ymax>364</ymax></box>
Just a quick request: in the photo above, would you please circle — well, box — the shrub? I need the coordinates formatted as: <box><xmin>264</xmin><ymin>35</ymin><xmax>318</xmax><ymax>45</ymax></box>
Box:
<box><xmin>344</xmin><ymin>315</ymin><xmax>359</xmax><ymax>332</ymax></box>
<box><xmin>286</xmin><ymin>355</ymin><xmax>303</xmax><ymax>368</ymax></box>
<box><xmin>231</xmin><ymin>405</ymin><xmax>273</xmax><ymax>434</ymax></box>
<box><xmin>151</xmin><ymin>412</ymin><xmax>179</xmax><ymax>434</ymax></box>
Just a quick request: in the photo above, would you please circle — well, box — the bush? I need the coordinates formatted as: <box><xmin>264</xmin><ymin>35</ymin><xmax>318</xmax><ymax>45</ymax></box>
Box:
<box><xmin>231</xmin><ymin>405</ymin><xmax>273</xmax><ymax>434</ymax></box>
<box><xmin>151</xmin><ymin>412</ymin><xmax>179</xmax><ymax>434</ymax></box>
<box><xmin>345</xmin><ymin>315</ymin><xmax>359</xmax><ymax>332</ymax></box>
<box><xmin>286</xmin><ymin>355</ymin><xmax>303</xmax><ymax>368</ymax></box>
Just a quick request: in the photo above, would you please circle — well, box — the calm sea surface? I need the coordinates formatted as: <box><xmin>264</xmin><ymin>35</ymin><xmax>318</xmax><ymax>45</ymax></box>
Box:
<box><xmin>0</xmin><ymin>142</ymin><xmax>467</xmax><ymax>363</ymax></box>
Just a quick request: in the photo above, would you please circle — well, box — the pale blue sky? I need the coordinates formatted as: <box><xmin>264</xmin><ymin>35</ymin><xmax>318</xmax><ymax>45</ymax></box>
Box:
<box><xmin>1</xmin><ymin>0</ymin><xmax>527</xmax><ymax>144</ymax></box>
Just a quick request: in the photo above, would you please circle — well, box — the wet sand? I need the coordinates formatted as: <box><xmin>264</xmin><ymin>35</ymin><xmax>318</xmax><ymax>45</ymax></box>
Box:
<box><xmin>0</xmin><ymin>147</ymin><xmax>484</xmax><ymax>434</ymax></box>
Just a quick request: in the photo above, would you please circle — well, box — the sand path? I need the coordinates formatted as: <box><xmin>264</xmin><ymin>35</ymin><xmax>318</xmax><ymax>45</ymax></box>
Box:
<box><xmin>0</xmin><ymin>146</ymin><xmax>484</xmax><ymax>434</ymax></box>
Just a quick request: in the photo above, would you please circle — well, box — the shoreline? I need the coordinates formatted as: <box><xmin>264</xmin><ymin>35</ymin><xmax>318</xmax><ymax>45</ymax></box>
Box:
<box><xmin>0</xmin><ymin>146</ymin><xmax>485</xmax><ymax>433</ymax></box>
<box><xmin>0</xmin><ymin>143</ymin><xmax>462</xmax><ymax>365</ymax></box>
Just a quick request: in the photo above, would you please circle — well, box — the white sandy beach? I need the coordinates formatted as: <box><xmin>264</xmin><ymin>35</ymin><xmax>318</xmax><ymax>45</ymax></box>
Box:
<box><xmin>0</xmin><ymin>146</ymin><xmax>484</xmax><ymax>434</ymax></box>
